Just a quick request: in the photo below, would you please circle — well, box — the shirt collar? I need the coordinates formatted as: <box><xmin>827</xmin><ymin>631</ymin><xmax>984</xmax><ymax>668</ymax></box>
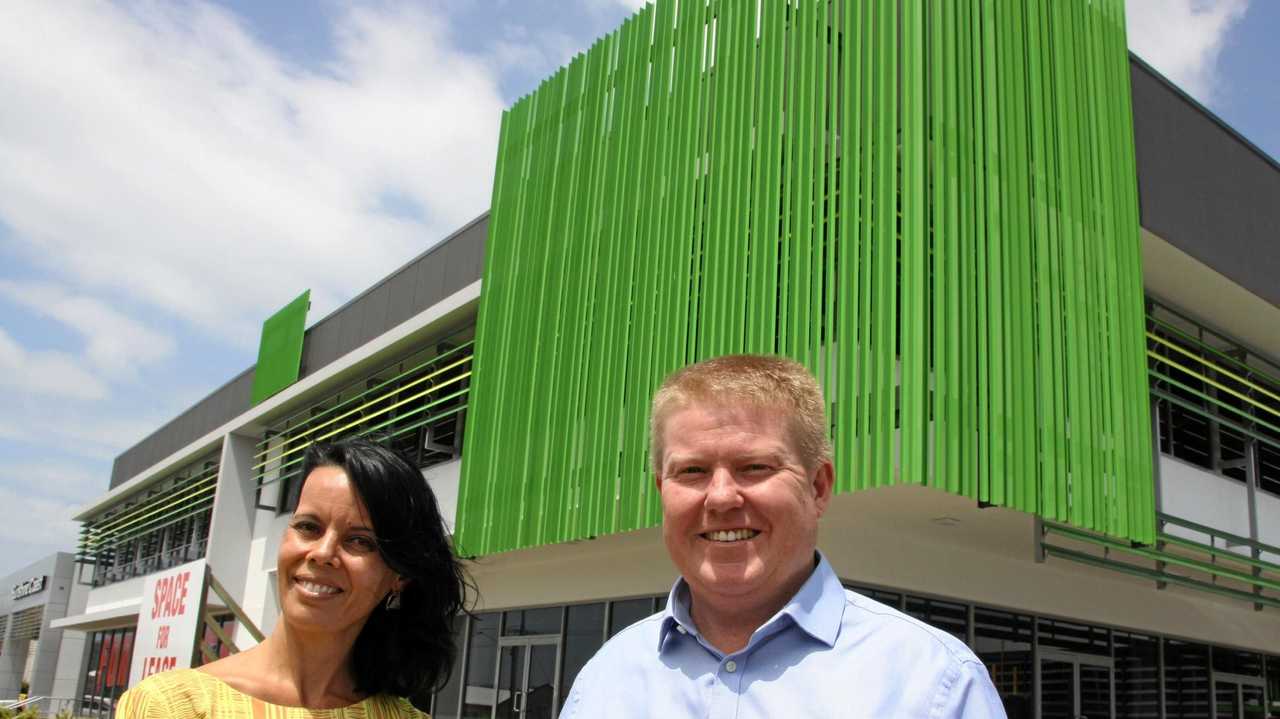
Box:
<box><xmin>657</xmin><ymin>551</ymin><xmax>845</xmax><ymax>652</ymax></box>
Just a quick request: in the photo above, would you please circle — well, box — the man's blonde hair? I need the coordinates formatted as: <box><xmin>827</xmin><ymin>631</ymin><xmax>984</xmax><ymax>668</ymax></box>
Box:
<box><xmin>649</xmin><ymin>354</ymin><xmax>832</xmax><ymax>475</ymax></box>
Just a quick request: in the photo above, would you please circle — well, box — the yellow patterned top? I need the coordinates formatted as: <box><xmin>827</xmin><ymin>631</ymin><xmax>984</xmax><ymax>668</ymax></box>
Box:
<box><xmin>116</xmin><ymin>669</ymin><xmax>430</xmax><ymax>719</ymax></box>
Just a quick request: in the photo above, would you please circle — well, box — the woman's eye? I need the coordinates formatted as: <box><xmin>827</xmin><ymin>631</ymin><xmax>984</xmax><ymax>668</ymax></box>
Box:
<box><xmin>346</xmin><ymin>536</ymin><xmax>377</xmax><ymax>552</ymax></box>
<box><xmin>291</xmin><ymin>520</ymin><xmax>320</xmax><ymax>535</ymax></box>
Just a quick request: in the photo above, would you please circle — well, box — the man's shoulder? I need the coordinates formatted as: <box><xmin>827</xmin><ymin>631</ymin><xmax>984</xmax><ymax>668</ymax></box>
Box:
<box><xmin>838</xmin><ymin>588</ymin><xmax>982</xmax><ymax>668</ymax></box>
<box><xmin>582</xmin><ymin>608</ymin><xmax>668</xmax><ymax>665</ymax></box>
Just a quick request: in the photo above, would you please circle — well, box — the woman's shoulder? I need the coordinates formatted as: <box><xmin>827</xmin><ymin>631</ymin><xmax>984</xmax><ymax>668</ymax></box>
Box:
<box><xmin>117</xmin><ymin>664</ymin><xmax>427</xmax><ymax>718</ymax></box>
<box><xmin>116</xmin><ymin>669</ymin><xmax>219</xmax><ymax>718</ymax></box>
<box><xmin>365</xmin><ymin>694</ymin><xmax>431</xmax><ymax>718</ymax></box>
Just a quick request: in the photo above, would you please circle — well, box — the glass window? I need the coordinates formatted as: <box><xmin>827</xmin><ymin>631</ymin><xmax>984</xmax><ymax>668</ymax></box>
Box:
<box><xmin>502</xmin><ymin>606</ymin><xmax>562</xmax><ymax>637</ymax></box>
<box><xmin>608</xmin><ymin>599</ymin><xmax>653</xmax><ymax>638</ymax></box>
<box><xmin>1165</xmin><ymin>639</ymin><xmax>1211</xmax><ymax>718</ymax></box>
<box><xmin>462</xmin><ymin>613</ymin><xmax>499</xmax><ymax>719</ymax></box>
<box><xmin>559</xmin><ymin>603</ymin><xmax>605</xmax><ymax>711</ymax></box>
<box><xmin>846</xmin><ymin>584</ymin><xmax>902</xmax><ymax>609</ymax></box>
<box><xmin>1037</xmin><ymin>617</ymin><xmax>1109</xmax><ymax>656</ymax></box>
<box><xmin>82</xmin><ymin>632</ymin><xmax>102</xmax><ymax>704</ymax></box>
<box><xmin>905</xmin><ymin>596</ymin><xmax>968</xmax><ymax>643</ymax></box>
<box><xmin>197</xmin><ymin>614</ymin><xmax>236</xmax><ymax>662</ymax></box>
<box><xmin>1114</xmin><ymin>632</ymin><xmax>1160</xmax><ymax>719</ymax></box>
<box><xmin>79</xmin><ymin>626</ymin><xmax>136</xmax><ymax>719</ymax></box>
<box><xmin>430</xmin><ymin>615</ymin><xmax>466</xmax><ymax>719</ymax></box>
<box><xmin>1212</xmin><ymin>646</ymin><xmax>1263</xmax><ymax>676</ymax></box>
<box><xmin>973</xmin><ymin>609</ymin><xmax>1032</xmax><ymax>719</ymax></box>
<box><xmin>1259</xmin><ymin>442</ymin><xmax>1280</xmax><ymax>495</ymax></box>
<box><xmin>1266</xmin><ymin>655</ymin><xmax>1280</xmax><ymax>718</ymax></box>
<box><xmin>280</xmin><ymin>473</ymin><xmax>303</xmax><ymax>514</ymax></box>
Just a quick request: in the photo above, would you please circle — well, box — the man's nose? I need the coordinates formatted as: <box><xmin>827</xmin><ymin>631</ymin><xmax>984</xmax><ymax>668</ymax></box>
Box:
<box><xmin>704</xmin><ymin>466</ymin><xmax>744</xmax><ymax>510</ymax></box>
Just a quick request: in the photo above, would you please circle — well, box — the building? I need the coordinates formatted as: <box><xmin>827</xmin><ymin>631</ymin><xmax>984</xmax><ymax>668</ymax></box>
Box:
<box><xmin>0</xmin><ymin>554</ymin><xmax>76</xmax><ymax>704</ymax></box>
<box><xmin>9</xmin><ymin>1</ymin><xmax>1278</xmax><ymax>718</ymax></box>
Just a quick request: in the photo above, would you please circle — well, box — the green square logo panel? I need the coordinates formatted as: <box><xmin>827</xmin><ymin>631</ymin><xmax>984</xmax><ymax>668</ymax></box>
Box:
<box><xmin>251</xmin><ymin>290</ymin><xmax>310</xmax><ymax>405</ymax></box>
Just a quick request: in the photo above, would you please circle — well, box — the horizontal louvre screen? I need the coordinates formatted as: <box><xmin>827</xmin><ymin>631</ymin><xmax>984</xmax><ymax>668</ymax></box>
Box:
<box><xmin>9</xmin><ymin>605</ymin><xmax>44</xmax><ymax>642</ymax></box>
<box><xmin>79</xmin><ymin>451</ymin><xmax>220</xmax><ymax>586</ymax></box>
<box><xmin>254</xmin><ymin>336</ymin><xmax>474</xmax><ymax>491</ymax></box>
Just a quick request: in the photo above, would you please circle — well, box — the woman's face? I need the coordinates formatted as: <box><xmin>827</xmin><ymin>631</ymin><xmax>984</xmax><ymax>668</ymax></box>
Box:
<box><xmin>277</xmin><ymin>465</ymin><xmax>401</xmax><ymax>636</ymax></box>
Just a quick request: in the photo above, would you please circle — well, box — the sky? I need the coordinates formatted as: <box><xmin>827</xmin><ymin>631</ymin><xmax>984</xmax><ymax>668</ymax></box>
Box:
<box><xmin>0</xmin><ymin>0</ymin><xmax>1275</xmax><ymax>578</ymax></box>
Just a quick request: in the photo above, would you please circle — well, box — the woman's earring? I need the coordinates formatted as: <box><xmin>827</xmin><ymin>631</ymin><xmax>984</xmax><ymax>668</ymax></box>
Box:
<box><xmin>385</xmin><ymin>589</ymin><xmax>402</xmax><ymax>610</ymax></box>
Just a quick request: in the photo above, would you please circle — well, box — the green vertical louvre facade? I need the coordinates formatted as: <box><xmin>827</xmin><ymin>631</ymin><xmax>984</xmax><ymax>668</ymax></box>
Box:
<box><xmin>456</xmin><ymin>0</ymin><xmax>1154</xmax><ymax>556</ymax></box>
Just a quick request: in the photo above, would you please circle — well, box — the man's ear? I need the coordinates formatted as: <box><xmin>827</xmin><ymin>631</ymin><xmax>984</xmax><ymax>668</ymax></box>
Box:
<box><xmin>811</xmin><ymin>460</ymin><xmax>835</xmax><ymax>517</ymax></box>
<box><xmin>393</xmin><ymin>576</ymin><xmax>410</xmax><ymax>592</ymax></box>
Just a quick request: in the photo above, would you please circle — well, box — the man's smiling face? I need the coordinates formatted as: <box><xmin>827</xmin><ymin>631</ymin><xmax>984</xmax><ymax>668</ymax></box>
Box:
<box><xmin>658</xmin><ymin>401</ymin><xmax>832</xmax><ymax>614</ymax></box>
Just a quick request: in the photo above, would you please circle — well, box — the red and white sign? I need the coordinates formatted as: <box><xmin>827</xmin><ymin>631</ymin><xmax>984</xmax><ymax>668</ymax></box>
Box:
<box><xmin>128</xmin><ymin>559</ymin><xmax>206</xmax><ymax>686</ymax></box>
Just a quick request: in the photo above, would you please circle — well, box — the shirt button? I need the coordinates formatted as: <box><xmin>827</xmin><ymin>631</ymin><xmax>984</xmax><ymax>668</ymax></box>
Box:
<box><xmin>725</xmin><ymin>660</ymin><xmax>738</xmax><ymax>673</ymax></box>
<box><xmin>676</xmin><ymin>625</ymin><xmax>687</xmax><ymax>634</ymax></box>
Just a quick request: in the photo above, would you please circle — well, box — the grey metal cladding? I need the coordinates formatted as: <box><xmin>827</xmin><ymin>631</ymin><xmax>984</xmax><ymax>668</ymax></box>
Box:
<box><xmin>1130</xmin><ymin>56</ymin><xmax>1280</xmax><ymax>309</ymax></box>
<box><xmin>107</xmin><ymin>215</ymin><xmax>488</xmax><ymax>490</ymax></box>
<box><xmin>335</xmin><ymin>298</ymin><xmax>365</xmax><ymax>363</ymax></box>
<box><xmin>300</xmin><ymin>311</ymin><xmax>344</xmax><ymax>375</ymax></box>
<box><xmin>356</xmin><ymin>283</ymin><xmax>393</xmax><ymax>347</ymax></box>
<box><xmin>107</xmin><ymin>368</ymin><xmax>252</xmax><ymax>489</ymax></box>
<box><xmin>384</xmin><ymin>264</ymin><xmax>420</xmax><ymax>329</ymax></box>
<box><xmin>414</xmin><ymin>241</ymin><xmax>448</xmax><ymax>309</ymax></box>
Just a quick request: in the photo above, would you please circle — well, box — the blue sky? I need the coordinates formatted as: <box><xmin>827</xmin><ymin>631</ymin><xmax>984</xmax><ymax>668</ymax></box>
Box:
<box><xmin>0</xmin><ymin>0</ymin><xmax>1274</xmax><ymax>578</ymax></box>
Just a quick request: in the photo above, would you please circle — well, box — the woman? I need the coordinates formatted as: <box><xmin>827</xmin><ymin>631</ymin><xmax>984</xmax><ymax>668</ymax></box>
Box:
<box><xmin>118</xmin><ymin>438</ymin><xmax>467</xmax><ymax>717</ymax></box>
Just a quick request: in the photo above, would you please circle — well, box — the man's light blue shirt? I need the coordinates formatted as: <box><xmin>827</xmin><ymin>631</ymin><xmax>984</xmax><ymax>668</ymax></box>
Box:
<box><xmin>564</xmin><ymin>554</ymin><xmax>1007</xmax><ymax>718</ymax></box>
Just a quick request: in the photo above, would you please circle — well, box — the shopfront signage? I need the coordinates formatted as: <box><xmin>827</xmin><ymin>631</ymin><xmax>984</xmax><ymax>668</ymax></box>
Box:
<box><xmin>11</xmin><ymin>575</ymin><xmax>46</xmax><ymax>600</ymax></box>
<box><xmin>128</xmin><ymin>559</ymin><xmax>207</xmax><ymax>686</ymax></box>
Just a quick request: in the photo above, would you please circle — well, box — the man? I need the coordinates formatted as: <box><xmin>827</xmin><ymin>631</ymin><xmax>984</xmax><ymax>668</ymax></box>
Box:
<box><xmin>565</xmin><ymin>355</ymin><xmax>1007</xmax><ymax>718</ymax></box>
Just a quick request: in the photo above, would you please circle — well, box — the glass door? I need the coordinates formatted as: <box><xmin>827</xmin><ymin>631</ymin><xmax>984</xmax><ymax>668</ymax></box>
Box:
<box><xmin>1041</xmin><ymin>660</ymin><xmax>1075</xmax><ymax>718</ymax></box>
<box><xmin>1212</xmin><ymin>673</ymin><xmax>1267</xmax><ymax>719</ymax></box>
<box><xmin>495</xmin><ymin>638</ymin><xmax>560</xmax><ymax>719</ymax></box>
<box><xmin>1079</xmin><ymin>663</ymin><xmax>1112</xmax><ymax>719</ymax></box>
<box><xmin>1039</xmin><ymin>650</ymin><xmax>1113</xmax><ymax>719</ymax></box>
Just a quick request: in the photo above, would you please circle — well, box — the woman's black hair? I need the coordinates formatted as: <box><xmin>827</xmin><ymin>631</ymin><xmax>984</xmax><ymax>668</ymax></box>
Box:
<box><xmin>298</xmin><ymin>437</ymin><xmax>468</xmax><ymax>699</ymax></box>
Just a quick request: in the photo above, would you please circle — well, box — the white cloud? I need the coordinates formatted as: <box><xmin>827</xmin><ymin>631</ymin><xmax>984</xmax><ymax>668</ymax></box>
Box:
<box><xmin>1</xmin><ymin>460</ymin><xmax>103</xmax><ymax>503</ymax></box>
<box><xmin>0</xmin><ymin>384</ymin><xmax>204</xmax><ymax>461</ymax></box>
<box><xmin>0</xmin><ymin>327</ymin><xmax>109</xmax><ymax>400</ymax></box>
<box><xmin>0</xmin><ymin>484</ymin><xmax>81</xmax><ymax>575</ymax></box>
<box><xmin>0</xmin><ymin>281</ymin><xmax>176</xmax><ymax>376</ymax></box>
<box><xmin>1126</xmin><ymin>0</ymin><xmax>1249</xmax><ymax>102</ymax></box>
<box><xmin>582</xmin><ymin>0</ymin><xmax>647</xmax><ymax>14</ymax></box>
<box><xmin>0</xmin><ymin>1</ymin><xmax>504</xmax><ymax>347</ymax></box>
<box><xmin>493</xmin><ymin>24</ymin><xmax>581</xmax><ymax>87</ymax></box>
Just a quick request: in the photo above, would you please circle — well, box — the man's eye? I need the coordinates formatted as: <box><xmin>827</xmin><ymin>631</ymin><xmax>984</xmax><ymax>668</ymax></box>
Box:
<box><xmin>675</xmin><ymin>466</ymin><xmax>706</xmax><ymax>477</ymax></box>
<box><xmin>743</xmin><ymin>463</ymin><xmax>772</xmax><ymax>473</ymax></box>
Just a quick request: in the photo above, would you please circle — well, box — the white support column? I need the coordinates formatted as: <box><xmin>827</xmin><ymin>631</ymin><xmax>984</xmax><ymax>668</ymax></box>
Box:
<box><xmin>206</xmin><ymin>431</ymin><xmax>261</xmax><ymax>650</ymax></box>
<box><xmin>26</xmin><ymin>558</ymin><xmax>74</xmax><ymax>698</ymax></box>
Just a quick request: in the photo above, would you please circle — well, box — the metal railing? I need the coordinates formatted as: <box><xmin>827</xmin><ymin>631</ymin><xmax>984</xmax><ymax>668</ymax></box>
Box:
<box><xmin>1040</xmin><ymin>516</ymin><xmax>1280</xmax><ymax>610</ymax></box>
<box><xmin>0</xmin><ymin>696</ymin><xmax>84</xmax><ymax>718</ymax></box>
